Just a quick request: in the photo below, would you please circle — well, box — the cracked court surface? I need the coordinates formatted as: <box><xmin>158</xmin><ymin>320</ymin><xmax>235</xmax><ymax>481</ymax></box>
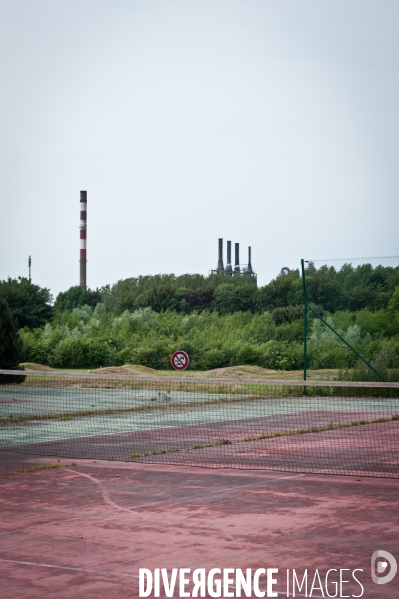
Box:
<box><xmin>0</xmin><ymin>450</ymin><xmax>398</xmax><ymax>599</ymax></box>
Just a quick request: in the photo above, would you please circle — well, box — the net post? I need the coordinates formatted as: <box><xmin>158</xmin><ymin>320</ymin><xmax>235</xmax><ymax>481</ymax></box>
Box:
<box><xmin>301</xmin><ymin>259</ymin><xmax>308</xmax><ymax>394</ymax></box>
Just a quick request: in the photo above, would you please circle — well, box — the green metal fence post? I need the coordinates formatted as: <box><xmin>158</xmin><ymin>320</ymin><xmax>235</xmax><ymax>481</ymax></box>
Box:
<box><xmin>301</xmin><ymin>259</ymin><xmax>307</xmax><ymax>392</ymax></box>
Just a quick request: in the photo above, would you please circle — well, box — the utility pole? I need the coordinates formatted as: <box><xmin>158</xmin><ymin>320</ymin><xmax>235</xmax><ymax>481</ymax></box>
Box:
<box><xmin>28</xmin><ymin>256</ymin><xmax>32</xmax><ymax>281</ymax></box>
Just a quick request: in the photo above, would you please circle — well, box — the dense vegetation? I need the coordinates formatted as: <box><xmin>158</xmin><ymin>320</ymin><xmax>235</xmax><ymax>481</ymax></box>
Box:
<box><xmin>0</xmin><ymin>297</ymin><xmax>24</xmax><ymax>382</ymax></box>
<box><xmin>0</xmin><ymin>277</ymin><xmax>52</xmax><ymax>328</ymax></box>
<box><xmin>3</xmin><ymin>263</ymin><xmax>397</xmax><ymax>378</ymax></box>
<box><xmin>17</xmin><ymin>304</ymin><xmax>399</xmax><ymax>376</ymax></box>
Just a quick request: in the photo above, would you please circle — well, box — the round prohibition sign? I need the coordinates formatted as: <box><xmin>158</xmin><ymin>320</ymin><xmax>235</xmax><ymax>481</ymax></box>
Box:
<box><xmin>171</xmin><ymin>350</ymin><xmax>189</xmax><ymax>371</ymax></box>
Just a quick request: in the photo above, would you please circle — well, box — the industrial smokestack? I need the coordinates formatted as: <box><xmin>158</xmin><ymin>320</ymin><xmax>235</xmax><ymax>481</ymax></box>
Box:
<box><xmin>234</xmin><ymin>243</ymin><xmax>240</xmax><ymax>273</ymax></box>
<box><xmin>217</xmin><ymin>238</ymin><xmax>224</xmax><ymax>271</ymax></box>
<box><xmin>244</xmin><ymin>246</ymin><xmax>253</xmax><ymax>275</ymax></box>
<box><xmin>225</xmin><ymin>240</ymin><xmax>233</xmax><ymax>273</ymax></box>
<box><xmin>79</xmin><ymin>191</ymin><xmax>87</xmax><ymax>292</ymax></box>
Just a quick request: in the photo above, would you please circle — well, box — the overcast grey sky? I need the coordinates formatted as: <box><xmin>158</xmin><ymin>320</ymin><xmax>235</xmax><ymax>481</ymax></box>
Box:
<box><xmin>1</xmin><ymin>0</ymin><xmax>398</xmax><ymax>297</ymax></box>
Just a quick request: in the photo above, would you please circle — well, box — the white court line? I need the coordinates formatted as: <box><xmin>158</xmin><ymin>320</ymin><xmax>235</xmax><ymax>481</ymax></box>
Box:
<box><xmin>0</xmin><ymin>473</ymin><xmax>305</xmax><ymax>536</ymax></box>
<box><xmin>0</xmin><ymin>558</ymin><xmax>139</xmax><ymax>578</ymax></box>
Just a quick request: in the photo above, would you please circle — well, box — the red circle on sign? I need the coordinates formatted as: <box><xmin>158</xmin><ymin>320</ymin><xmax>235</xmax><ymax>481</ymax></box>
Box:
<box><xmin>171</xmin><ymin>351</ymin><xmax>189</xmax><ymax>371</ymax></box>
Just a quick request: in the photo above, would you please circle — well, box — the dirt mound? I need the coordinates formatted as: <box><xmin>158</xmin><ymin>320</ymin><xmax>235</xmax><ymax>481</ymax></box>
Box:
<box><xmin>197</xmin><ymin>365</ymin><xmax>279</xmax><ymax>379</ymax></box>
<box><xmin>196</xmin><ymin>366</ymin><xmax>324</xmax><ymax>380</ymax></box>
<box><xmin>90</xmin><ymin>365</ymin><xmax>157</xmax><ymax>376</ymax></box>
<box><xmin>122</xmin><ymin>364</ymin><xmax>157</xmax><ymax>375</ymax></box>
<box><xmin>196</xmin><ymin>366</ymin><xmax>337</xmax><ymax>381</ymax></box>
<box><xmin>20</xmin><ymin>363</ymin><xmax>55</xmax><ymax>372</ymax></box>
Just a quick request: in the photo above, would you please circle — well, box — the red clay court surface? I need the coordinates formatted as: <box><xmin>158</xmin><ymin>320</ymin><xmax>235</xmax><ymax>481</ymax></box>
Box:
<box><xmin>0</xmin><ymin>450</ymin><xmax>398</xmax><ymax>599</ymax></box>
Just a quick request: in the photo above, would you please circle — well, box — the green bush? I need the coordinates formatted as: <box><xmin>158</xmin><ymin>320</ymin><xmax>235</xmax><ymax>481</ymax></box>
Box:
<box><xmin>22</xmin><ymin>338</ymin><xmax>53</xmax><ymax>365</ymax></box>
<box><xmin>260</xmin><ymin>341</ymin><xmax>301</xmax><ymax>370</ymax></box>
<box><xmin>271</xmin><ymin>305</ymin><xmax>303</xmax><ymax>326</ymax></box>
<box><xmin>136</xmin><ymin>342</ymin><xmax>175</xmax><ymax>370</ymax></box>
<box><xmin>199</xmin><ymin>349</ymin><xmax>230</xmax><ymax>371</ymax></box>
<box><xmin>50</xmin><ymin>337</ymin><xmax>116</xmax><ymax>368</ymax></box>
<box><xmin>230</xmin><ymin>344</ymin><xmax>263</xmax><ymax>366</ymax></box>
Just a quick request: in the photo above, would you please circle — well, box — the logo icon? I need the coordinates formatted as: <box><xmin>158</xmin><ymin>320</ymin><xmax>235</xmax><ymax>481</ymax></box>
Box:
<box><xmin>371</xmin><ymin>550</ymin><xmax>397</xmax><ymax>584</ymax></box>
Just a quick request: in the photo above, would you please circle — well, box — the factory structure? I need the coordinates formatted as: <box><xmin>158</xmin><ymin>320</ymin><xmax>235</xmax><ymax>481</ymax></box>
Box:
<box><xmin>77</xmin><ymin>191</ymin><xmax>290</xmax><ymax>290</ymax></box>
<box><xmin>211</xmin><ymin>238</ymin><xmax>257</xmax><ymax>285</ymax></box>
<box><xmin>77</xmin><ymin>192</ymin><xmax>258</xmax><ymax>290</ymax></box>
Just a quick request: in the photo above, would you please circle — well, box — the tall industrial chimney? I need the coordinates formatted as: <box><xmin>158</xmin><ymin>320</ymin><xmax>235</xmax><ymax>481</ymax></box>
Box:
<box><xmin>225</xmin><ymin>241</ymin><xmax>233</xmax><ymax>273</ymax></box>
<box><xmin>217</xmin><ymin>238</ymin><xmax>224</xmax><ymax>271</ymax></box>
<box><xmin>244</xmin><ymin>246</ymin><xmax>253</xmax><ymax>275</ymax></box>
<box><xmin>234</xmin><ymin>243</ymin><xmax>240</xmax><ymax>273</ymax></box>
<box><xmin>79</xmin><ymin>191</ymin><xmax>87</xmax><ymax>292</ymax></box>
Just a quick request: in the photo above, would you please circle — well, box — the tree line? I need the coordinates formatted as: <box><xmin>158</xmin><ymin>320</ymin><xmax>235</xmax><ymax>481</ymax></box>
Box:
<box><xmin>1</xmin><ymin>264</ymin><xmax>399</xmax><ymax>376</ymax></box>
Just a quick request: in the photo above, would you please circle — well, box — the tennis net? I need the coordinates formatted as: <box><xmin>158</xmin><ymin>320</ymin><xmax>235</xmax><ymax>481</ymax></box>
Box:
<box><xmin>0</xmin><ymin>369</ymin><xmax>398</xmax><ymax>478</ymax></box>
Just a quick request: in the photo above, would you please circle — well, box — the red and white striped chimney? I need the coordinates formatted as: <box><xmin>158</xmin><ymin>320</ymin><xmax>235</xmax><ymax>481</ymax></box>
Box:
<box><xmin>79</xmin><ymin>191</ymin><xmax>87</xmax><ymax>291</ymax></box>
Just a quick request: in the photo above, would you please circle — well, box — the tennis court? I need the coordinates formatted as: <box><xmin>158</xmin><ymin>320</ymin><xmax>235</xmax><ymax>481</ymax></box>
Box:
<box><xmin>1</xmin><ymin>370</ymin><xmax>398</xmax><ymax>477</ymax></box>
<box><xmin>0</xmin><ymin>370</ymin><xmax>398</xmax><ymax>598</ymax></box>
<box><xmin>0</xmin><ymin>452</ymin><xmax>398</xmax><ymax>598</ymax></box>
